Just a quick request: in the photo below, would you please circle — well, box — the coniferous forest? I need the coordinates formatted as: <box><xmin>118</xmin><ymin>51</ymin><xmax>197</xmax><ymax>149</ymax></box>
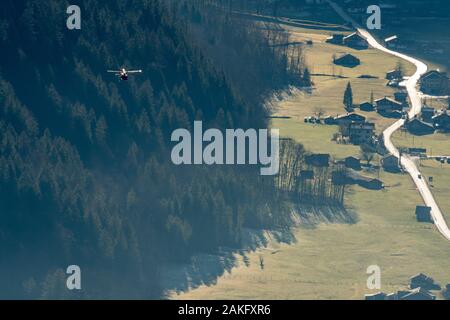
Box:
<box><xmin>0</xmin><ymin>0</ymin><xmax>315</xmax><ymax>298</ymax></box>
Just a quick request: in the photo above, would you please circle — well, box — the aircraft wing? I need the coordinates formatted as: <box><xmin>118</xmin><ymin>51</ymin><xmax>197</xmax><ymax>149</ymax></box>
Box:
<box><xmin>127</xmin><ymin>70</ymin><xmax>143</xmax><ymax>74</ymax></box>
<box><xmin>107</xmin><ymin>70</ymin><xmax>120</xmax><ymax>73</ymax></box>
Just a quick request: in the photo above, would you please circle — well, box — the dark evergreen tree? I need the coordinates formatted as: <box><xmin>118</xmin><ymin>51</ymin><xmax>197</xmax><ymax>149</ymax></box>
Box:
<box><xmin>343</xmin><ymin>82</ymin><xmax>353</xmax><ymax>111</ymax></box>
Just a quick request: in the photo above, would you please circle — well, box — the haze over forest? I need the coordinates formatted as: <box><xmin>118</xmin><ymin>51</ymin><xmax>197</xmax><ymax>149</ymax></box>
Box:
<box><xmin>0</xmin><ymin>0</ymin><xmax>313</xmax><ymax>298</ymax></box>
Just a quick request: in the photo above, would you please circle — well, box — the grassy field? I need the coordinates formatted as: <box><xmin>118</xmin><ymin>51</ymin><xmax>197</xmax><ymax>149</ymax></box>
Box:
<box><xmin>393</xmin><ymin>130</ymin><xmax>450</xmax><ymax>157</ymax></box>
<box><xmin>172</xmin><ymin>170</ymin><xmax>450</xmax><ymax>300</ymax></box>
<box><xmin>420</xmin><ymin>160</ymin><xmax>450</xmax><ymax>224</ymax></box>
<box><xmin>169</xmin><ymin>25</ymin><xmax>450</xmax><ymax>300</ymax></box>
<box><xmin>272</xmin><ymin>118</ymin><xmax>360</xmax><ymax>159</ymax></box>
<box><xmin>393</xmin><ymin>130</ymin><xmax>450</xmax><ymax>223</ymax></box>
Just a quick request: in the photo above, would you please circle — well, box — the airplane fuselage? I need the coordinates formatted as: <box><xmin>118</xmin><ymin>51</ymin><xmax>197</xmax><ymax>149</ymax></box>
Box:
<box><xmin>108</xmin><ymin>67</ymin><xmax>141</xmax><ymax>81</ymax></box>
<box><xmin>120</xmin><ymin>69</ymin><xmax>129</xmax><ymax>81</ymax></box>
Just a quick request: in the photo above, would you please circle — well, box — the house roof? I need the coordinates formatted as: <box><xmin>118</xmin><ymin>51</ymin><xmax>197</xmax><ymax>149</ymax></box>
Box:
<box><xmin>408</xmin><ymin>118</ymin><xmax>434</xmax><ymax>128</ymax></box>
<box><xmin>375</xmin><ymin>97</ymin><xmax>402</xmax><ymax>105</ymax></box>
<box><xmin>415</xmin><ymin>206</ymin><xmax>432</xmax><ymax>215</ymax></box>
<box><xmin>365</xmin><ymin>292</ymin><xmax>386</xmax><ymax>300</ymax></box>
<box><xmin>421</xmin><ymin>70</ymin><xmax>448</xmax><ymax>80</ymax></box>
<box><xmin>401</xmin><ymin>288</ymin><xmax>436</xmax><ymax>300</ymax></box>
<box><xmin>335</xmin><ymin>113</ymin><xmax>366</xmax><ymax>121</ymax></box>
<box><xmin>383</xmin><ymin>154</ymin><xmax>398</xmax><ymax>161</ymax></box>
<box><xmin>432</xmin><ymin>111</ymin><xmax>450</xmax><ymax>120</ymax></box>
<box><xmin>411</xmin><ymin>273</ymin><xmax>432</xmax><ymax>281</ymax></box>
<box><xmin>344</xmin><ymin>32</ymin><xmax>364</xmax><ymax>41</ymax></box>
<box><xmin>334</xmin><ymin>53</ymin><xmax>360</xmax><ymax>64</ymax></box>
<box><xmin>397</xmin><ymin>290</ymin><xmax>411</xmax><ymax>299</ymax></box>
<box><xmin>336</xmin><ymin>53</ymin><xmax>358</xmax><ymax>58</ymax></box>
<box><xmin>346</xmin><ymin>169</ymin><xmax>380</xmax><ymax>183</ymax></box>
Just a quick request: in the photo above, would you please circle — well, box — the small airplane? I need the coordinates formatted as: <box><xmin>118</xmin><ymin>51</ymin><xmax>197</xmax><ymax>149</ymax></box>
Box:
<box><xmin>107</xmin><ymin>68</ymin><xmax>142</xmax><ymax>81</ymax></box>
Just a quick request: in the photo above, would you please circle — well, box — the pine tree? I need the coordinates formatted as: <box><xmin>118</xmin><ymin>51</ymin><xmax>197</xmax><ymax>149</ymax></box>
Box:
<box><xmin>343</xmin><ymin>82</ymin><xmax>353</xmax><ymax>111</ymax></box>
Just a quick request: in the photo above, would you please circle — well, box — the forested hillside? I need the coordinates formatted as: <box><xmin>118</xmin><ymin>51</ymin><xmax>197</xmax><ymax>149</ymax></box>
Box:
<box><xmin>0</xmin><ymin>0</ymin><xmax>306</xmax><ymax>298</ymax></box>
<box><xmin>178</xmin><ymin>1</ymin><xmax>310</xmax><ymax>106</ymax></box>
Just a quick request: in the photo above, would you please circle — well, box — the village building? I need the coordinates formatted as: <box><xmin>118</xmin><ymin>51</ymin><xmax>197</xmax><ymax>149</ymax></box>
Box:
<box><xmin>305</xmin><ymin>154</ymin><xmax>330</xmax><ymax>168</ymax></box>
<box><xmin>395</xmin><ymin>290</ymin><xmax>412</xmax><ymax>300</ymax></box>
<box><xmin>394</xmin><ymin>91</ymin><xmax>408</xmax><ymax>104</ymax></box>
<box><xmin>420</xmin><ymin>70</ymin><xmax>449</xmax><ymax>95</ymax></box>
<box><xmin>384</xmin><ymin>287</ymin><xmax>436</xmax><ymax>301</ymax></box>
<box><xmin>325</xmin><ymin>34</ymin><xmax>344</xmax><ymax>45</ymax></box>
<box><xmin>406</xmin><ymin>118</ymin><xmax>435</xmax><ymax>136</ymax></box>
<box><xmin>386</xmin><ymin>69</ymin><xmax>402</xmax><ymax>80</ymax></box>
<box><xmin>382</xmin><ymin>154</ymin><xmax>400</xmax><ymax>172</ymax></box>
<box><xmin>387</xmin><ymin>79</ymin><xmax>401</xmax><ymax>88</ymax></box>
<box><xmin>333</xmin><ymin>53</ymin><xmax>360</xmax><ymax>68</ymax></box>
<box><xmin>421</xmin><ymin>106</ymin><xmax>435</xmax><ymax>123</ymax></box>
<box><xmin>410</xmin><ymin>273</ymin><xmax>440</xmax><ymax>290</ymax></box>
<box><xmin>323</xmin><ymin>116</ymin><xmax>337</xmax><ymax>125</ymax></box>
<box><xmin>359</xmin><ymin>101</ymin><xmax>374</xmax><ymax>112</ymax></box>
<box><xmin>332</xmin><ymin>170</ymin><xmax>383</xmax><ymax>190</ymax></box>
<box><xmin>390</xmin><ymin>110</ymin><xmax>404</xmax><ymax>119</ymax></box>
<box><xmin>345</xmin><ymin>156</ymin><xmax>361</xmax><ymax>170</ymax></box>
<box><xmin>364</xmin><ymin>289</ymin><xmax>435</xmax><ymax>300</ymax></box>
<box><xmin>415</xmin><ymin>206</ymin><xmax>433</xmax><ymax>223</ymax></box>
<box><xmin>385</xmin><ymin>292</ymin><xmax>400</xmax><ymax>300</ymax></box>
<box><xmin>375</xmin><ymin>97</ymin><xmax>403</xmax><ymax>114</ymax></box>
<box><xmin>432</xmin><ymin>111</ymin><xmax>450</xmax><ymax>131</ymax></box>
<box><xmin>400</xmin><ymin>288</ymin><xmax>436</xmax><ymax>300</ymax></box>
<box><xmin>334</xmin><ymin>113</ymin><xmax>366</xmax><ymax>126</ymax></box>
<box><xmin>444</xmin><ymin>284</ymin><xmax>450</xmax><ymax>299</ymax></box>
<box><xmin>348</xmin><ymin>122</ymin><xmax>375</xmax><ymax>145</ymax></box>
<box><xmin>408</xmin><ymin>148</ymin><xmax>427</xmax><ymax>157</ymax></box>
<box><xmin>356</xmin><ymin>175</ymin><xmax>383</xmax><ymax>190</ymax></box>
<box><xmin>370</xmin><ymin>272</ymin><xmax>440</xmax><ymax>300</ymax></box>
<box><xmin>365</xmin><ymin>292</ymin><xmax>386</xmax><ymax>301</ymax></box>
<box><xmin>343</xmin><ymin>32</ymin><xmax>368</xmax><ymax>49</ymax></box>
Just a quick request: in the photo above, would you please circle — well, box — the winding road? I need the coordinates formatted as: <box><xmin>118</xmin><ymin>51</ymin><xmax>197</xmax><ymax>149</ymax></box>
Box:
<box><xmin>327</xmin><ymin>0</ymin><xmax>450</xmax><ymax>240</ymax></box>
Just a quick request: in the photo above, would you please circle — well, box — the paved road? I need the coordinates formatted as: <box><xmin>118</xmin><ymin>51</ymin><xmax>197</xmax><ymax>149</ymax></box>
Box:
<box><xmin>327</xmin><ymin>0</ymin><xmax>450</xmax><ymax>240</ymax></box>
